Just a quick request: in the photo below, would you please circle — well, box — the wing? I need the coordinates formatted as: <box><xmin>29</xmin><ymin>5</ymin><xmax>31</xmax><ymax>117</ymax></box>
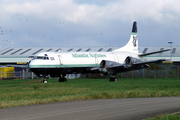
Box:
<box><xmin>109</xmin><ymin>59</ymin><xmax>166</xmax><ymax>70</ymax></box>
<box><xmin>94</xmin><ymin>58</ymin><xmax>167</xmax><ymax>75</ymax></box>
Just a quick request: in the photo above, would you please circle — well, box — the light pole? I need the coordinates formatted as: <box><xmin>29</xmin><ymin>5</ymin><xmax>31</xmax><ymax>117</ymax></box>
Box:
<box><xmin>168</xmin><ymin>42</ymin><xmax>173</xmax><ymax>68</ymax></box>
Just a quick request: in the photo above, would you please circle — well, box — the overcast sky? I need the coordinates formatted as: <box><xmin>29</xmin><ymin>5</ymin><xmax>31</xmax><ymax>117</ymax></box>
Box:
<box><xmin>0</xmin><ymin>0</ymin><xmax>180</xmax><ymax>50</ymax></box>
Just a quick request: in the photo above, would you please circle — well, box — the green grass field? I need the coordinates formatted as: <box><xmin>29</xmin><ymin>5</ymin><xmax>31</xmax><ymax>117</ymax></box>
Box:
<box><xmin>147</xmin><ymin>113</ymin><xmax>180</xmax><ymax>120</ymax></box>
<box><xmin>0</xmin><ymin>78</ymin><xmax>180</xmax><ymax>108</ymax></box>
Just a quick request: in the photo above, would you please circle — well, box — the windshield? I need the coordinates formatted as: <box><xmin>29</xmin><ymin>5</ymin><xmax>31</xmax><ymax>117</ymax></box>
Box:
<box><xmin>32</xmin><ymin>56</ymin><xmax>49</xmax><ymax>60</ymax></box>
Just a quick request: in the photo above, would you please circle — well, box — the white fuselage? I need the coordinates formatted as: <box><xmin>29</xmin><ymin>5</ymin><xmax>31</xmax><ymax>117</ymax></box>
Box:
<box><xmin>29</xmin><ymin>51</ymin><xmax>139</xmax><ymax>69</ymax></box>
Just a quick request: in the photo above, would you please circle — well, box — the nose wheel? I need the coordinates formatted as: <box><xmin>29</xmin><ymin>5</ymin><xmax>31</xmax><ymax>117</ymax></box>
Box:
<box><xmin>42</xmin><ymin>79</ymin><xmax>48</xmax><ymax>83</ymax></box>
<box><xmin>40</xmin><ymin>75</ymin><xmax>49</xmax><ymax>83</ymax></box>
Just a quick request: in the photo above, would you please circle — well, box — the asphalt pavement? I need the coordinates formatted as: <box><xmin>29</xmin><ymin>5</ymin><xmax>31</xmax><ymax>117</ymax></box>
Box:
<box><xmin>0</xmin><ymin>97</ymin><xmax>180</xmax><ymax>120</ymax></box>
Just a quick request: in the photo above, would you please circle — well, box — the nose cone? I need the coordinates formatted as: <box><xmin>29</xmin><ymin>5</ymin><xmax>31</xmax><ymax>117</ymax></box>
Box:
<box><xmin>27</xmin><ymin>60</ymin><xmax>31</xmax><ymax>68</ymax></box>
<box><xmin>28</xmin><ymin>60</ymin><xmax>41</xmax><ymax>77</ymax></box>
<box><xmin>29</xmin><ymin>59</ymin><xmax>36</xmax><ymax>68</ymax></box>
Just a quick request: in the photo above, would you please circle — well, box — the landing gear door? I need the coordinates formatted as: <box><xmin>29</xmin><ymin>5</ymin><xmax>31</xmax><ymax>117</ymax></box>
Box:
<box><xmin>58</xmin><ymin>55</ymin><xmax>63</xmax><ymax>65</ymax></box>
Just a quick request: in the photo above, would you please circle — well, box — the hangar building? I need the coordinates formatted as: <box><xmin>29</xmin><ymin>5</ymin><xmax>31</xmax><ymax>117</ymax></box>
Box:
<box><xmin>0</xmin><ymin>46</ymin><xmax>178</xmax><ymax>65</ymax></box>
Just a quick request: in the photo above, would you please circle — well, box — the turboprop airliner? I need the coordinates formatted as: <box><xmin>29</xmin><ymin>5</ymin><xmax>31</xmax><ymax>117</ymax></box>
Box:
<box><xmin>29</xmin><ymin>21</ymin><xmax>169</xmax><ymax>83</ymax></box>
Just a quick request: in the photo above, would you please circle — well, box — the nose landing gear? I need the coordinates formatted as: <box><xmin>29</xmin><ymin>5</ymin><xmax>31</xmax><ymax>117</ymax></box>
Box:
<box><xmin>42</xmin><ymin>79</ymin><xmax>48</xmax><ymax>83</ymax></box>
<box><xmin>40</xmin><ymin>75</ymin><xmax>49</xmax><ymax>83</ymax></box>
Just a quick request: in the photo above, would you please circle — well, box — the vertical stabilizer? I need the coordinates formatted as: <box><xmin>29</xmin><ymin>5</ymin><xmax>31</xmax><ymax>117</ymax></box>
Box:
<box><xmin>113</xmin><ymin>21</ymin><xmax>138</xmax><ymax>54</ymax></box>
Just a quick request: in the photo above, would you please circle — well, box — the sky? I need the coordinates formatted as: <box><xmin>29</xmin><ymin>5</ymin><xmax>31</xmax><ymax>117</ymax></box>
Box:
<box><xmin>0</xmin><ymin>0</ymin><xmax>180</xmax><ymax>50</ymax></box>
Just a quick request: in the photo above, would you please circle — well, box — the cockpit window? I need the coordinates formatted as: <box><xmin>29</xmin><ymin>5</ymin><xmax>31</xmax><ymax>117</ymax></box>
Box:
<box><xmin>37</xmin><ymin>56</ymin><xmax>44</xmax><ymax>59</ymax></box>
<box><xmin>32</xmin><ymin>56</ymin><xmax>49</xmax><ymax>60</ymax></box>
<box><xmin>44</xmin><ymin>57</ymin><xmax>49</xmax><ymax>60</ymax></box>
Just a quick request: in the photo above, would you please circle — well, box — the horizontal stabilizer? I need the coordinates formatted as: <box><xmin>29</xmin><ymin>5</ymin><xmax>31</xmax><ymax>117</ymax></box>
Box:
<box><xmin>138</xmin><ymin>49</ymin><xmax>171</xmax><ymax>57</ymax></box>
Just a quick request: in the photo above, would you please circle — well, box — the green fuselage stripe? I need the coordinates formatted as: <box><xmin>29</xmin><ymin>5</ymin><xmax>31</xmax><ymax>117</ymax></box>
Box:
<box><xmin>29</xmin><ymin>64</ymin><xmax>99</xmax><ymax>68</ymax></box>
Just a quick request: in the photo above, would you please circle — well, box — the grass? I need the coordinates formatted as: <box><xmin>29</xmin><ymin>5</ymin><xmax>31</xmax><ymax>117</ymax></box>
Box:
<box><xmin>0</xmin><ymin>78</ymin><xmax>180</xmax><ymax>108</ymax></box>
<box><xmin>146</xmin><ymin>113</ymin><xmax>180</xmax><ymax>120</ymax></box>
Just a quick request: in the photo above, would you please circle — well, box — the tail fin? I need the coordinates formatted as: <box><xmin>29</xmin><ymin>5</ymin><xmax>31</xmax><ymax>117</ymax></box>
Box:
<box><xmin>113</xmin><ymin>21</ymin><xmax>138</xmax><ymax>54</ymax></box>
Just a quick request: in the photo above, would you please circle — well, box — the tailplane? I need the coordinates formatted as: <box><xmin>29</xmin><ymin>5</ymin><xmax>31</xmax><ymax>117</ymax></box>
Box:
<box><xmin>113</xmin><ymin>21</ymin><xmax>138</xmax><ymax>54</ymax></box>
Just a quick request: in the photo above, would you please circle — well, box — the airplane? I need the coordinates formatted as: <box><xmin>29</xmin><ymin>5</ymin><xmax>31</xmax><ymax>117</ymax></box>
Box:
<box><xmin>28</xmin><ymin>21</ymin><xmax>170</xmax><ymax>83</ymax></box>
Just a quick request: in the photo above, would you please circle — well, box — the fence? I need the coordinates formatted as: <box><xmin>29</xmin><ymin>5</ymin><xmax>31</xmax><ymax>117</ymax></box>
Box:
<box><xmin>118</xmin><ymin>68</ymin><xmax>180</xmax><ymax>78</ymax></box>
<box><xmin>89</xmin><ymin>67</ymin><xmax>180</xmax><ymax>79</ymax></box>
<box><xmin>0</xmin><ymin>71</ymin><xmax>36</xmax><ymax>80</ymax></box>
<box><xmin>0</xmin><ymin>67</ymin><xmax>180</xmax><ymax>80</ymax></box>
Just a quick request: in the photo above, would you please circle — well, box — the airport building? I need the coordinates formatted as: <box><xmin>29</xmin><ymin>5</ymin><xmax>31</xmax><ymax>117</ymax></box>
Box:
<box><xmin>0</xmin><ymin>46</ymin><xmax>179</xmax><ymax>79</ymax></box>
<box><xmin>0</xmin><ymin>46</ymin><xmax>179</xmax><ymax>64</ymax></box>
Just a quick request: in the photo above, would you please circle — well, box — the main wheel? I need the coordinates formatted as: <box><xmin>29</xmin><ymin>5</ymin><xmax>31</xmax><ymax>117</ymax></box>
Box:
<box><xmin>58</xmin><ymin>77</ymin><xmax>63</xmax><ymax>82</ymax></box>
<box><xmin>109</xmin><ymin>77</ymin><xmax>113</xmax><ymax>82</ymax></box>
<box><xmin>64</xmin><ymin>78</ymin><xmax>67</xmax><ymax>82</ymax></box>
<box><xmin>58</xmin><ymin>77</ymin><xmax>67</xmax><ymax>82</ymax></box>
<box><xmin>114</xmin><ymin>77</ymin><xmax>118</xmax><ymax>82</ymax></box>
<box><xmin>109</xmin><ymin>77</ymin><xmax>118</xmax><ymax>82</ymax></box>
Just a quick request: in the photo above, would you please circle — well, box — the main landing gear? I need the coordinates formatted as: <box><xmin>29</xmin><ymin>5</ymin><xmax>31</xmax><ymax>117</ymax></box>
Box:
<box><xmin>58</xmin><ymin>74</ymin><xmax>67</xmax><ymax>82</ymax></box>
<box><xmin>109</xmin><ymin>76</ymin><xmax>118</xmax><ymax>82</ymax></box>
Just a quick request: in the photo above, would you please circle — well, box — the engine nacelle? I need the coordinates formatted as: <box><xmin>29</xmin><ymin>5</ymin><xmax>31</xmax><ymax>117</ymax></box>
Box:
<box><xmin>99</xmin><ymin>60</ymin><xmax>120</xmax><ymax>76</ymax></box>
<box><xmin>124</xmin><ymin>56</ymin><xmax>141</xmax><ymax>68</ymax></box>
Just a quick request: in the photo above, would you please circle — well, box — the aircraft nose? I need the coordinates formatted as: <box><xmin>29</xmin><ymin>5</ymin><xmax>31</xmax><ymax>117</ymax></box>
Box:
<box><xmin>28</xmin><ymin>60</ymin><xmax>33</xmax><ymax>68</ymax></box>
<box><xmin>28</xmin><ymin>60</ymin><xmax>31</xmax><ymax>67</ymax></box>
